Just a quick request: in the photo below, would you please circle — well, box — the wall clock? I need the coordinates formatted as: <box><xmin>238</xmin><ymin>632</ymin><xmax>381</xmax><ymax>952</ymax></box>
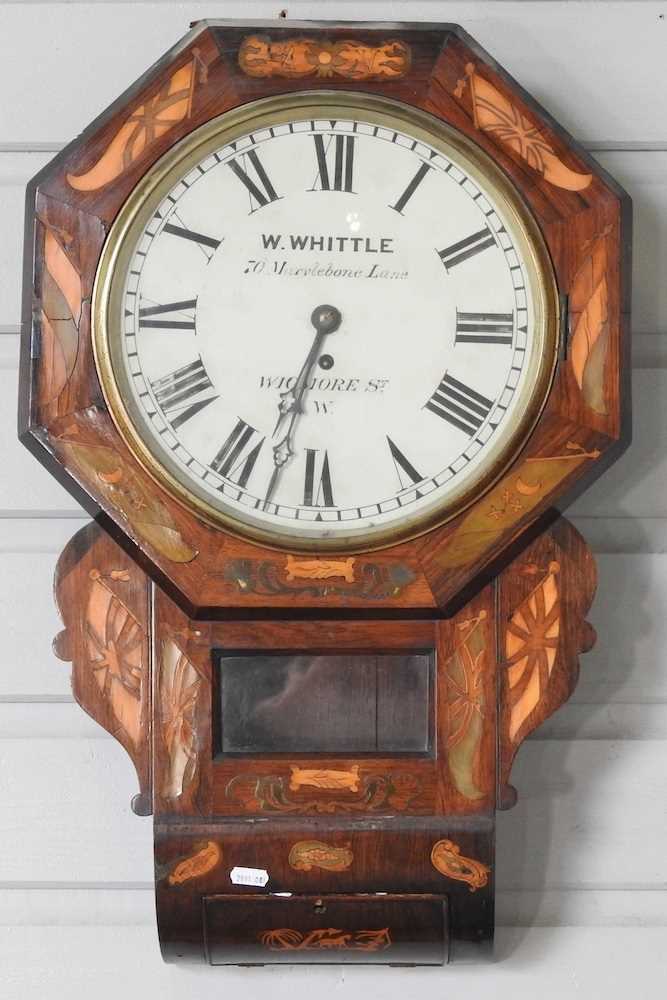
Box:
<box><xmin>19</xmin><ymin>19</ymin><xmax>630</xmax><ymax>966</ymax></box>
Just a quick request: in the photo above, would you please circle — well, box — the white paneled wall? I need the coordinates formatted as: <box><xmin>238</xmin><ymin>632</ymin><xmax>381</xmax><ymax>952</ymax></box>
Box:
<box><xmin>1</xmin><ymin>3</ymin><xmax>666</xmax><ymax>997</ymax></box>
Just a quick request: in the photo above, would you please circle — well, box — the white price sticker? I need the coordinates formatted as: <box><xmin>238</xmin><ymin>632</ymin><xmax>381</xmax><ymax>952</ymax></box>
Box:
<box><xmin>230</xmin><ymin>866</ymin><xmax>269</xmax><ymax>887</ymax></box>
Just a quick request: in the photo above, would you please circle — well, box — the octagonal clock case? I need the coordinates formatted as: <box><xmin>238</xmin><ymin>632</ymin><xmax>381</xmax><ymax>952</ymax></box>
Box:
<box><xmin>20</xmin><ymin>19</ymin><xmax>631</xmax><ymax>966</ymax></box>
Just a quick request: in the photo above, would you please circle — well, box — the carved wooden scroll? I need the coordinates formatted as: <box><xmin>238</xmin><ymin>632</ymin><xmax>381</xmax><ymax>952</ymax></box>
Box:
<box><xmin>53</xmin><ymin>522</ymin><xmax>152</xmax><ymax>815</ymax></box>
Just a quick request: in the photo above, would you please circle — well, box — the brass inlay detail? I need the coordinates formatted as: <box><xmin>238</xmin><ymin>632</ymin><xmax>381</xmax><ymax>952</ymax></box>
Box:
<box><xmin>571</xmin><ymin>227</ymin><xmax>612</xmax><ymax>415</ymax></box>
<box><xmin>446</xmin><ymin>611</ymin><xmax>487</xmax><ymax>800</ymax></box>
<box><xmin>288</xmin><ymin>840</ymin><xmax>354</xmax><ymax>873</ymax></box>
<box><xmin>52</xmin><ymin>430</ymin><xmax>198</xmax><ymax>564</ymax></box>
<box><xmin>226</xmin><ymin>558</ymin><xmax>414</xmax><ymax>598</ymax></box>
<box><xmin>438</xmin><ymin>442</ymin><xmax>600</xmax><ymax>570</ymax></box>
<box><xmin>159</xmin><ymin>639</ymin><xmax>201</xmax><ymax>799</ymax></box>
<box><xmin>431</xmin><ymin>839</ymin><xmax>490</xmax><ymax>892</ymax></box>
<box><xmin>39</xmin><ymin>227</ymin><xmax>82</xmax><ymax>403</ymax></box>
<box><xmin>226</xmin><ymin>771</ymin><xmax>420</xmax><ymax>814</ymax></box>
<box><xmin>239</xmin><ymin>35</ymin><xmax>410</xmax><ymax>81</ymax></box>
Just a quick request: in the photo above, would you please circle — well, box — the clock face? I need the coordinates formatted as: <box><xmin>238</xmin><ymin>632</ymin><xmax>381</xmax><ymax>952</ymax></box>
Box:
<box><xmin>94</xmin><ymin>93</ymin><xmax>558</xmax><ymax>551</ymax></box>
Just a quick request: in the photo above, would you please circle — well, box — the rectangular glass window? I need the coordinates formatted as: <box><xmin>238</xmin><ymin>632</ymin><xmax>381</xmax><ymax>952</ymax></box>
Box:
<box><xmin>216</xmin><ymin>651</ymin><xmax>433</xmax><ymax>755</ymax></box>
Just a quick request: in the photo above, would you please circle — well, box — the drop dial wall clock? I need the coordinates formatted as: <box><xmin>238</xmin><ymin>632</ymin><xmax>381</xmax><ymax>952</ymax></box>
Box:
<box><xmin>20</xmin><ymin>19</ymin><xmax>630</xmax><ymax>966</ymax></box>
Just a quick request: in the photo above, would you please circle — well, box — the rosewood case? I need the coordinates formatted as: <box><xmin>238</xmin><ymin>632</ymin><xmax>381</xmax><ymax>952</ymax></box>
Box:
<box><xmin>21</xmin><ymin>18</ymin><xmax>630</xmax><ymax>965</ymax></box>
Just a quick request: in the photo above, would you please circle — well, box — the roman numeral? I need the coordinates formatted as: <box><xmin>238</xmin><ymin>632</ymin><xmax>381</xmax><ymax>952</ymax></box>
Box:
<box><xmin>162</xmin><ymin>222</ymin><xmax>222</xmax><ymax>259</ymax></box>
<box><xmin>228</xmin><ymin>149</ymin><xmax>280</xmax><ymax>212</ymax></box>
<box><xmin>310</xmin><ymin>134</ymin><xmax>356</xmax><ymax>193</ymax></box>
<box><xmin>210</xmin><ymin>418</ymin><xmax>264</xmax><ymax>488</ymax></box>
<box><xmin>138</xmin><ymin>299</ymin><xmax>196</xmax><ymax>331</ymax></box>
<box><xmin>455</xmin><ymin>311</ymin><xmax>514</xmax><ymax>345</ymax></box>
<box><xmin>150</xmin><ymin>358</ymin><xmax>218</xmax><ymax>430</ymax></box>
<box><xmin>425</xmin><ymin>373</ymin><xmax>494</xmax><ymax>436</ymax></box>
<box><xmin>387</xmin><ymin>437</ymin><xmax>423</xmax><ymax>490</ymax></box>
<box><xmin>437</xmin><ymin>226</ymin><xmax>496</xmax><ymax>271</ymax></box>
<box><xmin>390</xmin><ymin>161</ymin><xmax>432</xmax><ymax>214</ymax></box>
<box><xmin>303</xmin><ymin>449</ymin><xmax>334</xmax><ymax>507</ymax></box>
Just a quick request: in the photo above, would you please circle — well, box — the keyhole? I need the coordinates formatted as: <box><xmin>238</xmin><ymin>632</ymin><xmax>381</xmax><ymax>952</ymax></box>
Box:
<box><xmin>313</xmin><ymin>899</ymin><xmax>327</xmax><ymax>915</ymax></box>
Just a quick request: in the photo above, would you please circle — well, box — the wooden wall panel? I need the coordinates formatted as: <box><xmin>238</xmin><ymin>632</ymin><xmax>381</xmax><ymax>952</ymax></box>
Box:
<box><xmin>1</xmin><ymin>2</ymin><xmax>666</xmax><ymax>144</ymax></box>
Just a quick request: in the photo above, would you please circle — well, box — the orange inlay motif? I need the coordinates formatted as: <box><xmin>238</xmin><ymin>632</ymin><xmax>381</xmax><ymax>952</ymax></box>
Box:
<box><xmin>505</xmin><ymin>562</ymin><xmax>561</xmax><ymax>741</ymax></box>
<box><xmin>259</xmin><ymin>927</ymin><xmax>391</xmax><ymax>952</ymax></box>
<box><xmin>431</xmin><ymin>839</ymin><xmax>490</xmax><ymax>892</ymax></box>
<box><xmin>167</xmin><ymin>841</ymin><xmax>221</xmax><ymax>885</ymax></box>
<box><xmin>226</xmin><ymin>770</ymin><xmax>420</xmax><ymax>813</ymax></box>
<box><xmin>288</xmin><ymin>841</ymin><xmax>354</xmax><ymax>872</ymax></box>
<box><xmin>85</xmin><ymin>569</ymin><xmax>143</xmax><ymax>747</ymax></box>
<box><xmin>285</xmin><ymin>556</ymin><xmax>355</xmax><ymax>583</ymax></box>
<box><xmin>239</xmin><ymin>35</ymin><xmax>410</xmax><ymax>81</ymax></box>
<box><xmin>457</xmin><ymin>63</ymin><xmax>592</xmax><ymax>191</ymax></box>
<box><xmin>289</xmin><ymin>766</ymin><xmax>360</xmax><ymax>793</ymax></box>
<box><xmin>67</xmin><ymin>49</ymin><xmax>212</xmax><ymax>191</ymax></box>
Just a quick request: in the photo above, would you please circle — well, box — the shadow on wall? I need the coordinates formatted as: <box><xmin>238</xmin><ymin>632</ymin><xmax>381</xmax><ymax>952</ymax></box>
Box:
<box><xmin>495</xmin><ymin>350</ymin><xmax>665</xmax><ymax>950</ymax></box>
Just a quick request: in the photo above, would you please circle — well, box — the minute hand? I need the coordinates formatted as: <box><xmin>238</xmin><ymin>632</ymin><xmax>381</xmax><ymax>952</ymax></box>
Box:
<box><xmin>271</xmin><ymin>304</ymin><xmax>342</xmax><ymax>469</ymax></box>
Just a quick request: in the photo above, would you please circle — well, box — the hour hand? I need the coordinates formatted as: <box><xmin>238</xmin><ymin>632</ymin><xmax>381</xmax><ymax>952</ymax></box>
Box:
<box><xmin>272</xmin><ymin>388</ymin><xmax>298</xmax><ymax>435</ymax></box>
<box><xmin>272</xmin><ymin>433</ymin><xmax>294</xmax><ymax>469</ymax></box>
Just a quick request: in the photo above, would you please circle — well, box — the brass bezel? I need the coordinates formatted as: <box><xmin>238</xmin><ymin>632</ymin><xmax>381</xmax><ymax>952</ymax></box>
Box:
<box><xmin>92</xmin><ymin>91</ymin><xmax>559</xmax><ymax>554</ymax></box>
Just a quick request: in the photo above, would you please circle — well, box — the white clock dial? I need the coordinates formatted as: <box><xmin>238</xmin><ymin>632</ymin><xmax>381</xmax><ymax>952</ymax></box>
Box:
<box><xmin>94</xmin><ymin>95</ymin><xmax>558</xmax><ymax>551</ymax></box>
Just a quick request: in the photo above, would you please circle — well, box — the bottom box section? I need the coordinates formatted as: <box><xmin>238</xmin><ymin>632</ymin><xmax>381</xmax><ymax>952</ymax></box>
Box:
<box><xmin>202</xmin><ymin>893</ymin><xmax>449</xmax><ymax>966</ymax></box>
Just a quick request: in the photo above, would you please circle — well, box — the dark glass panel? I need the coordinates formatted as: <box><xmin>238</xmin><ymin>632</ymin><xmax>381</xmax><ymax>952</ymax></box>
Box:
<box><xmin>217</xmin><ymin>652</ymin><xmax>432</xmax><ymax>754</ymax></box>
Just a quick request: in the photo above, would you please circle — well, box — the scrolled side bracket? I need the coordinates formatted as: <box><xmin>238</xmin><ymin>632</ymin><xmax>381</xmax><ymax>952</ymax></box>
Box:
<box><xmin>496</xmin><ymin>516</ymin><xmax>597</xmax><ymax>809</ymax></box>
<box><xmin>54</xmin><ymin>521</ymin><xmax>152</xmax><ymax>815</ymax></box>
